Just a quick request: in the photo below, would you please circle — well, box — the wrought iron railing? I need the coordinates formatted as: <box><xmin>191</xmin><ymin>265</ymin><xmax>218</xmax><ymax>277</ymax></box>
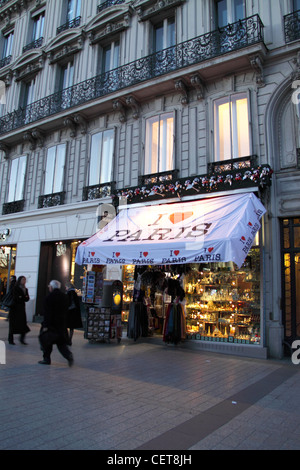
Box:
<box><xmin>112</xmin><ymin>157</ymin><xmax>272</xmax><ymax>205</ymax></box>
<box><xmin>284</xmin><ymin>9</ymin><xmax>300</xmax><ymax>43</ymax></box>
<box><xmin>207</xmin><ymin>155</ymin><xmax>257</xmax><ymax>174</ymax></box>
<box><xmin>23</xmin><ymin>37</ymin><xmax>43</xmax><ymax>53</ymax></box>
<box><xmin>0</xmin><ymin>55</ymin><xmax>11</xmax><ymax>69</ymax></box>
<box><xmin>38</xmin><ymin>191</ymin><xmax>65</xmax><ymax>209</ymax></box>
<box><xmin>0</xmin><ymin>14</ymin><xmax>264</xmax><ymax>137</ymax></box>
<box><xmin>57</xmin><ymin>16</ymin><xmax>81</xmax><ymax>35</ymax></box>
<box><xmin>97</xmin><ymin>0</ymin><xmax>125</xmax><ymax>13</ymax></box>
<box><xmin>139</xmin><ymin>169</ymin><xmax>179</xmax><ymax>186</ymax></box>
<box><xmin>2</xmin><ymin>199</ymin><xmax>24</xmax><ymax>215</ymax></box>
<box><xmin>82</xmin><ymin>182</ymin><xmax>115</xmax><ymax>201</ymax></box>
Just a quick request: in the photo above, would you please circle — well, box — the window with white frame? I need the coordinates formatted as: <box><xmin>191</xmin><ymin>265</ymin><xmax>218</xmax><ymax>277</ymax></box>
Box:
<box><xmin>44</xmin><ymin>144</ymin><xmax>66</xmax><ymax>195</ymax></box>
<box><xmin>58</xmin><ymin>61</ymin><xmax>74</xmax><ymax>109</ymax></box>
<box><xmin>144</xmin><ymin>112</ymin><xmax>174</xmax><ymax>174</ymax></box>
<box><xmin>100</xmin><ymin>40</ymin><xmax>120</xmax><ymax>74</ymax></box>
<box><xmin>89</xmin><ymin>130</ymin><xmax>114</xmax><ymax>186</ymax></box>
<box><xmin>153</xmin><ymin>17</ymin><xmax>175</xmax><ymax>52</ymax></box>
<box><xmin>32</xmin><ymin>12</ymin><xmax>45</xmax><ymax>42</ymax></box>
<box><xmin>0</xmin><ymin>79</ymin><xmax>6</xmax><ymax>117</ymax></box>
<box><xmin>67</xmin><ymin>0</ymin><xmax>81</xmax><ymax>21</ymax></box>
<box><xmin>215</xmin><ymin>0</ymin><xmax>245</xmax><ymax>27</ymax></box>
<box><xmin>7</xmin><ymin>156</ymin><xmax>27</xmax><ymax>202</ymax></box>
<box><xmin>214</xmin><ymin>93</ymin><xmax>250</xmax><ymax>161</ymax></box>
<box><xmin>2</xmin><ymin>31</ymin><xmax>14</xmax><ymax>59</ymax></box>
<box><xmin>23</xmin><ymin>78</ymin><xmax>36</xmax><ymax>107</ymax></box>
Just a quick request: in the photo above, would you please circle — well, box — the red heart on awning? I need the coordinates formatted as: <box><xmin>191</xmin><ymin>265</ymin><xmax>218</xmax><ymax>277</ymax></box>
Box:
<box><xmin>116</xmin><ymin>252</ymin><xmax>120</xmax><ymax>257</ymax></box>
<box><xmin>174</xmin><ymin>250</ymin><xmax>180</xmax><ymax>256</ymax></box>
<box><xmin>169</xmin><ymin>211</ymin><xmax>193</xmax><ymax>224</ymax></box>
<box><xmin>208</xmin><ymin>247</ymin><xmax>214</xmax><ymax>253</ymax></box>
<box><xmin>91</xmin><ymin>252</ymin><xmax>95</xmax><ymax>256</ymax></box>
<box><xmin>143</xmin><ymin>252</ymin><xmax>148</xmax><ymax>257</ymax></box>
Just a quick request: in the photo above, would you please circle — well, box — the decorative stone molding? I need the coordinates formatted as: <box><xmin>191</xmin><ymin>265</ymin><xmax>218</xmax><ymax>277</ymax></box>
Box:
<box><xmin>46</xmin><ymin>32</ymin><xmax>85</xmax><ymax>65</ymax></box>
<box><xmin>86</xmin><ymin>3</ymin><xmax>132</xmax><ymax>45</ymax></box>
<box><xmin>0</xmin><ymin>0</ymin><xmax>28</xmax><ymax>23</ymax></box>
<box><xmin>0</xmin><ymin>141</ymin><xmax>10</xmax><ymax>159</ymax></box>
<box><xmin>174</xmin><ymin>79</ymin><xmax>188</xmax><ymax>105</ymax></box>
<box><xmin>291</xmin><ymin>51</ymin><xmax>300</xmax><ymax>82</ymax></box>
<box><xmin>190</xmin><ymin>74</ymin><xmax>205</xmax><ymax>100</ymax></box>
<box><xmin>125</xmin><ymin>95</ymin><xmax>140</xmax><ymax>119</ymax></box>
<box><xmin>0</xmin><ymin>68</ymin><xmax>12</xmax><ymax>87</ymax></box>
<box><xmin>249</xmin><ymin>54</ymin><xmax>265</xmax><ymax>87</ymax></box>
<box><xmin>31</xmin><ymin>128</ymin><xmax>45</xmax><ymax>147</ymax></box>
<box><xmin>113</xmin><ymin>99</ymin><xmax>126</xmax><ymax>123</ymax></box>
<box><xmin>135</xmin><ymin>0</ymin><xmax>186</xmax><ymax>22</ymax></box>
<box><xmin>88</xmin><ymin>17</ymin><xmax>130</xmax><ymax>45</ymax></box>
<box><xmin>13</xmin><ymin>51</ymin><xmax>45</xmax><ymax>82</ymax></box>
<box><xmin>23</xmin><ymin>128</ymin><xmax>45</xmax><ymax>149</ymax></box>
<box><xmin>23</xmin><ymin>130</ymin><xmax>36</xmax><ymax>150</ymax></box>
<box><xmin>63</xmin><ymin>113</ymin><xmax>87</xmax><ymax>136</ymax></box>
<box><xmin>63</xmin><ymin>116</ymin><xmax>77</xmax><ymax>137</ymax></box>
<box><xmin>73</xmin><ymin>113</ymin><xmax>87</xmax><ymax>134</ymax></box>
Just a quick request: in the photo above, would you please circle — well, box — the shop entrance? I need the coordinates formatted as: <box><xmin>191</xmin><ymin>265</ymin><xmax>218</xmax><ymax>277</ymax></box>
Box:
<box><xmin>281</xmin><ymin>218</ymin><xmax>300</xmax><ymax>351</ymax></box>
<box><xmin>0</xmin><ymin>245</ymin><xmax>16</xmax><ymax>300</ymax></box>
<box><xmin>35</xmin><ymin>240</ymin><xmax>85</xmax><ymax>319</ymax></box>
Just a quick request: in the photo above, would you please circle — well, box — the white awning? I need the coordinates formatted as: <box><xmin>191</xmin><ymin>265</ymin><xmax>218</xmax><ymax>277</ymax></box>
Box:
<box><xmin>75</xmin><ymin>192</ymin><xmax>266</xmax><ymax>269</ymax></box>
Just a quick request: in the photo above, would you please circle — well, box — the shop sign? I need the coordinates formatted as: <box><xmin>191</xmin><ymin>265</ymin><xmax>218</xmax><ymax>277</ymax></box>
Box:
<box><xmin>0</xmin><ymin>229</ymin><xmax>11</xmax><ymax>241</ymax></box>
<box><xmin>76</xmin><ymin>193</ymin><xmax>266</xmax><ymax>269</ymax></box>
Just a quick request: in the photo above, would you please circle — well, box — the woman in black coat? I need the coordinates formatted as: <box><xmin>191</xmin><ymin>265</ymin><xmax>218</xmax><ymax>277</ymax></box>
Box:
<box><xmin>65</xmin><ymin>282</ymin><xmax>82</xmax><ymax>345</ymax></box>
<box><xmin>8</xmin><ymin>276</ymin><xmax>30</xmax><ymax>345</ymax></box>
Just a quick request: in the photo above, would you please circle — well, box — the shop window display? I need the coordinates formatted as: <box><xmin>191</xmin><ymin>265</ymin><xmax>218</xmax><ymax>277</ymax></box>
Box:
<box><xmin>184</xmin><ymin>248</ymin><xmax>261</xmax><ymax>345</ymax></box>
<box><xmin>122</xmin><ymin>247</ymin><xmax>261</xmax><ymax>346</ymax></box>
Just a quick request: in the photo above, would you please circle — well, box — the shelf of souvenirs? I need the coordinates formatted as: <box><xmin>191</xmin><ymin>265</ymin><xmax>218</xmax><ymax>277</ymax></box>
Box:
<box><xmin>185</xmin><ymin>271</ymin><xmax>259</xmax><ymax>288</ymax></box>
<box><xmin>185</xmin><ymin>299</ymin><xmax>260</xmax><ymax>312</ymax></box>
<box><xmin>185</xmin><ymin>287</ymin><xmax>259</xmax><ymax>302</ymax></box>
<box><xmin>186</xmin><ymin>317</ymin><xmax>260</xmax><ymax>344</ymax></box>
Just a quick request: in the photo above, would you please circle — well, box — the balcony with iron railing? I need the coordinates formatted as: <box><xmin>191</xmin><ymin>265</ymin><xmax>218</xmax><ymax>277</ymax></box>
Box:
<box><xmin>112</xmin><ymin>156</ymin><xmax>273</xmax><ymax>206</ymax></box>
<box><xmin>0</xmin><ymin>55</ymin><xmax>11</xmax><ymax>69</ymax></box>
<box><xmin>38</xmin><ymin>191</ymin><xmax>66</xmax><ymax>209</ymax></box>
<box><xmin>0</xmin><ymin>14</ymin><xmax>264</xmax><ymax>138</ymax></box>
<box><xmin>2</xmin><ymin>199</ymin><xmax>24</xmax><ymax>215</ymax></box>
<box><xmin>1</xmin><ymin>156</ymin><xmax>273</xmax><ymax>214</ymax></box>
<box><xmin>97</xmin><ymin>0</ymin><xmax>125</xmax><ymax>13</ymax></box>
<box><xmin>284</xmin><ymin>9</ymin><xmax>300</xmax><ymax>43</ymax></box>
<box><xmin>22</xmin><ymin>37</ymin><xmax>44</xmax><ymax>54</ymax></box>
<box><xmin>56</xmin><ymin>16</ymin><xmax>81</xmax><ymax>35</ymax></box>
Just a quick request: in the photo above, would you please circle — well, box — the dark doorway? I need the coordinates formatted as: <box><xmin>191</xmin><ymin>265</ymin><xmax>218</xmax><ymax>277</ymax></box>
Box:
<box><xmin>281</xmin><ymin>218</ymin><xmax>300</xmax><ymax>352</ymax></box>
<box><xmin>35</xmin><ymin>240</ymin><xmax>85</xmax><ymax>320</ymax></box>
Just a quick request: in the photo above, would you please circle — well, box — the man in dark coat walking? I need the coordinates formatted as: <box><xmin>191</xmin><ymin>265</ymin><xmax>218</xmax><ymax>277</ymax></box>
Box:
<box><xmin>38</xmin><ymin>280</ymin><xmax>74</xmax><ymax>366</ymax></box>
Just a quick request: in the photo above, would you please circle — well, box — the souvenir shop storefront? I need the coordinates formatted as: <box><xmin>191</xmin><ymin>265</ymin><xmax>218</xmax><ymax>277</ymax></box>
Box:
<box><xmin>76</xmin><ymin>192</ymin><xmax>267</xmax><ymax>357</ymax></box>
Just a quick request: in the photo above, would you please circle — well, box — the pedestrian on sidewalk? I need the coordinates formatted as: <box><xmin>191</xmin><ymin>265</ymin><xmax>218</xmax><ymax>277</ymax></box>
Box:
<box><xmin>8</xmin><ymin>276</ymin><xmax>30</xmax><ymax>345</ymax></box>
<box><xmin>65</xmin><ymin>282</ymin><xmax>82</xmax><ymax>345</ymax></box>
<box><xmin>1</xmin><ymin>275</ymin><xmax>16</xmax><ymax>320</ymax></box>
<box><xmin>38</xmin><ymin>280</ymin><xmax>74</xmax><ymax>366</ymax></box>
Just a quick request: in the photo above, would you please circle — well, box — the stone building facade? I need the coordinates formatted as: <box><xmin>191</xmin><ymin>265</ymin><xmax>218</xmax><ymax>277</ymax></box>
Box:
<box><xmin>0</xmin><ymin>0</ymin><xmax>299</xmax><ymax>358</ymax></box>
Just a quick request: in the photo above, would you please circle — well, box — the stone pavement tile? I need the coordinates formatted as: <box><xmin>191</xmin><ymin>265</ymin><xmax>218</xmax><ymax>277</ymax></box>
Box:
<box><xmin>2</xmin><ymin>317</ymin><xmax>300</xmax><ymax>450</ymax></box>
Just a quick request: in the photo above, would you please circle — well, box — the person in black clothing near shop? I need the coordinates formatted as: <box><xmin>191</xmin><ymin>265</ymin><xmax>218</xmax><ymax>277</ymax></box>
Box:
<box><xmin>65</xmin><ymin>282</ymin><xmax>82</xmax><ymax>345</ymax></box>
<box><xmin>8</xmin><ymin>276</ymin><xmax>30</xmax><ymax>345</ymax></box>
<box><xmin>38</xmin><ymin>280</ymin><xmax>73</xmax><ymax>366</ymax></box>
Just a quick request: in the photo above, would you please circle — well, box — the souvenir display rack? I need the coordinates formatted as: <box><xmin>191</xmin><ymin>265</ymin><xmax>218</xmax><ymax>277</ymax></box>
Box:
<box><xmin>82</xmin><ymin>270</ymin><xmax>122</xmax><ymax>343</ymax></box>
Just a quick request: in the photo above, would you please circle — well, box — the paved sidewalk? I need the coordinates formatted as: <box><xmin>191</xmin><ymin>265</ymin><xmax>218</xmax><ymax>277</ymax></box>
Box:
<box><xmin>1</xmin><ymin>314</ymin><xmax>300</xmax><ymax>451</ymax></box>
